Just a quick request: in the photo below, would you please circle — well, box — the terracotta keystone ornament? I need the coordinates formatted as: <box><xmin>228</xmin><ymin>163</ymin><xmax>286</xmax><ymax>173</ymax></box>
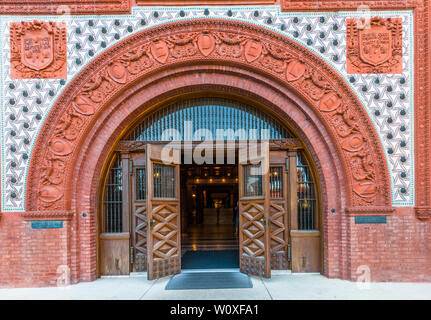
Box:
<box><xmin>346</xmin><ymin>17</ymin><xmax>403</xmax><ymax>74</ymax></box>
<box><xmin>10</xmin><ymin>20</ymin><xmax>67</xmax><ymax>79</ymax></box>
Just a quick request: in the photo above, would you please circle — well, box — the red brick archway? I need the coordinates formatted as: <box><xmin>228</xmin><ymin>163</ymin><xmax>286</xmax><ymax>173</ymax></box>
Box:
<box><xmin>26</xmin><ymin>19</ymin><xmax>392</xmax><ymax>282</ymax></box>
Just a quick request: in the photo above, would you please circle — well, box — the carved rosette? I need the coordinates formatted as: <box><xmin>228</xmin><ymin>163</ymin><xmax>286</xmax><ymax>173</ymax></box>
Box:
<box><xmin>346</xmin><ymin>17</ymin><xmax>403</xmax><ymax>74</ymax></box>
<box><xmin>10</xmin><ymin>20</ymin><xmax>67</xmax><ymax>79</ymax></box>
<box><xmin>32</xmin><ymin>20</ymin><xmax>390</xmax><ymax>210</ymax></box>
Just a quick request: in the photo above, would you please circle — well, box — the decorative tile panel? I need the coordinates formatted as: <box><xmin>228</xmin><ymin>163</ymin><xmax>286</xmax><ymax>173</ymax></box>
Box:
<box><xmin>0</xmin><ymin>6</ymin><xmax>414</xmax><ymax>210</ymax></box>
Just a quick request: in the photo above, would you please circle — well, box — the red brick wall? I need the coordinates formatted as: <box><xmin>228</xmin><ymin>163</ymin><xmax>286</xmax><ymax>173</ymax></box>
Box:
<box><xmin>348</xmin><ymin>207</ymin><xmax>431</xmax><ymax>282</ymax></box>
<box><xmin>1</xmin><ymin>208</ymin><xmax>430</xmax><ymax>287</ymax></box>
<box><xmin>0</xmin><ymin>215</ymin><xmax>72</xmax><ymax>288</ymax></box>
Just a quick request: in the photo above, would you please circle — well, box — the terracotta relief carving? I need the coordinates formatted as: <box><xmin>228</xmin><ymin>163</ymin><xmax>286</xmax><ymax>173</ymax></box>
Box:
<box><xmin>346</xmin><ymin>17</ymin><xmax>403</xmax><ymax>74</ymax></box>
<box><xmin>263</xmin><ymin>0</ymin><xmax>428</xmax><ymax>220</ymax></box>
<box><xmin>10</xmin><ymin>20</ymin><xmax>67</xmax><ymax>79</ymax></box>
<box><xmin>281</xmin><ymin>0</ymin><xmax>417</xmax><ymax>12</ymax></box>
<box><xmin>0</xmin><ymin>0</ymin><xmax>130</xmax><ymax>15</ymax></box>
<box><xmin>28</xmin><ymin>20</ymin><xmax>391</xmax><ymax>210</ymax></box>
<box><xmin>197</xmin><ymin>32</ymin><xmax>216</xmax><ymax>57</ymax></box>
<box><xmin>269</xmin><ymin>139</ymin><xmax>301</xmax><ymax>150</ymax></box>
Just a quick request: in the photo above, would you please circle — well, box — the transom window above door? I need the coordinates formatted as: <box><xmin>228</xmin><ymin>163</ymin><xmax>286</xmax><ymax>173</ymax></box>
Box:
<box><xmin>126</xmin><ymin>97</ymin><xmax>292</xmax><ymax>141</ymax></box>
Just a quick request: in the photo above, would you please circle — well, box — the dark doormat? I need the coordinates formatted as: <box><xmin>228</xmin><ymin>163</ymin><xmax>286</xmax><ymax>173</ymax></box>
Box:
<box><xmin>165</xmin><ymin>272</ymin><xmax>252</xmax><ymax>290</ymax></box>
<box><xmin>181</xmin><ymin>250</ymin><xmax>239</xmax><ymax>269</ymax></box>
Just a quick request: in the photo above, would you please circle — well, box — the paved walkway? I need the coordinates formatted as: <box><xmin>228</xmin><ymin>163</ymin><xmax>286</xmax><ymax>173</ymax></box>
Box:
<box><xmin>1</xmin><ymin>272</ymin><xmax>431</xmax><ymax>300</ymax></box>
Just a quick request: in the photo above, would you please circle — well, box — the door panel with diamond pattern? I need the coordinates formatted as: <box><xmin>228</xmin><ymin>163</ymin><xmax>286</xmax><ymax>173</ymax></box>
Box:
<box><xmin>269</xmin><ymin>152</ymin><xmax>289</xmax><ymax>270</ymax></box>
<box><xmin>129</xmin><ymin>154</ymin><xmax>149</xmax><ymax>272</ymax></box>
<box><xmin>269</xmin><ymin>200</ymin><xmax>288</xmax><ymax>269</ymax></box>
<box><xmin>146</xmin><ymin>144</ymin><xmax>181</xmax><ymax>280</ymax></box>
<box><xmin>132</xmin><ymin>202</ymin><xmax>148</xmax><ymax>271</ymax></box>
<box><xmin>238</xmin><ymin>143</ymin><xmax>271</xmax><ymax>278</ymax></box>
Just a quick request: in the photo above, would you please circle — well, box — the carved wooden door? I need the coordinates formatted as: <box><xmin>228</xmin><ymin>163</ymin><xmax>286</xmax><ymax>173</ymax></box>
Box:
<box><xmin>146</xmin><ymin>143</ymin><xmax>181</xmax><ymax>280</ymax></box>
<box><xmin>269</xmin><ymin>151</ymin><xmax>289</xmax><ymax>270</ymax></box>
<box><xmin>238</xmin><ymin>142</ymin><xmax>271</xmax><ymax>278</ymax></box>
<box><xmin>130</xmin><ymin>153</ymin><xmax>148</xmax><ymax>272</ymax></box>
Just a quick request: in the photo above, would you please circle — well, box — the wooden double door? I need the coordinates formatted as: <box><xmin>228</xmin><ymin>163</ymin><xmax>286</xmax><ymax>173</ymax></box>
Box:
<box><xmin>102</xmin><ymin>142</ymin><xmax>296</xmax><ymax>279</ymax></box>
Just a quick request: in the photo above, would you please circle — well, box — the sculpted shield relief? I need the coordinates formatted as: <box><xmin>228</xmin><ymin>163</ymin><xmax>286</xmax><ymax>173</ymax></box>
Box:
<box><xmin>10</xmin><ymin>20</ymin><xmax>67</xmax><ymax>79</ymax></box>
<box><xmin>346</xmin><ymin>17</ymin><xmax>403</xmax><ymax>74</ymax></box>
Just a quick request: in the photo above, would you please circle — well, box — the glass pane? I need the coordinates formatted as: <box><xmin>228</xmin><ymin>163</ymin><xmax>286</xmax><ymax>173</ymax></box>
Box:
<box><xmin>104</xmin><ymin>155</ymin><xmax>123</xmax><ymax>233</ymax></box>
<box><xmin>153</xmin><ymin>164</ymin><xmax>175</xmax><ymax>198</ymax></box>
<box><xmin>126</xmin><ymin>97</ymin><xmax>292</xmax><ymax>141</ymax></box>
<box><xmin>270</xmin><ymin>166</ymin><xmax>283</xmax><ymax>199</ymax></box>
<box><xmin>136</xmin><ymin>168</ymin><xmax>146</xmax><ymax>200</ymax></box>
<box><xmin>297</xmin><ymin>152</ymin><xmax>316</xmax><ymax>230</ymax></box>
<box><xmin>243</xmin><ymin>164</ymin><xmax>263</xmax><ymax>197</ymax></box>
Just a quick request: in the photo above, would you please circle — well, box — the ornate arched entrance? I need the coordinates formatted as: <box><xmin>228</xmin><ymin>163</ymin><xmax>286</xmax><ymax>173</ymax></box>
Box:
<box><xmin>99</xmin><ymin>95</ymin><xmax>320</xmax><ymax>278</ymax></box>
<box><xmin>26</xmin><ymin>19</ymin><xmax>391</xmax><ymax>283</ymax></box>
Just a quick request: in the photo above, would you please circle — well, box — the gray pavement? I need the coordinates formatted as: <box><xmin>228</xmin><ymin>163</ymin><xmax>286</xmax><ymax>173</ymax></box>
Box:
<box><xmin>0</xmin><ymin>271</ymin><xmax>430</xmax><ymax>300</ymax></box>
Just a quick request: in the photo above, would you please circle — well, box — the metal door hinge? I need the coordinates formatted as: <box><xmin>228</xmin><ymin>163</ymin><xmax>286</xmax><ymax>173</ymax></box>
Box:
<box><xmin>130</xmin><ymin>246</ymin><xmax>134</xmax><ymax>265</ymax></box>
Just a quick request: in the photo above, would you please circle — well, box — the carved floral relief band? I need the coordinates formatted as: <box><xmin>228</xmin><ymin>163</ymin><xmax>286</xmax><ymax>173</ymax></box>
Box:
<box><xmin>26</xmin><ymin>19</ymin><xmax>391</xmax><ymax>211</ymax></box>
<box><xmin>10</xmin><ymin>21</ymin><xmax>67</xmax><ymax>79</ymax></box>
<box><xmin>346</xmin><ymin>17</ymin><xmax>403</xmax><ymax>74</ymax></box>
<box><xmin>0</xmin><ymin>0</ymin><xmax>130</xmax><ymax>15</ymax></box>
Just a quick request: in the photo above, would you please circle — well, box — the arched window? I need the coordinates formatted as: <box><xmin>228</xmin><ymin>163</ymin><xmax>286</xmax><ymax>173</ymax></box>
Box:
<box><xmin>127</xmin><ymin>97</ymin><xmax>292</xmax><ymax>141</ymax></box>
<box><xmin>103</xmin><ymin>154</ymin><xmax>122</xmax><ymax>233</ymax></box>
<box><xmin>297</xmin><ymin>151</ymin><xmax>317</xmax><ymax>230</ymax></box>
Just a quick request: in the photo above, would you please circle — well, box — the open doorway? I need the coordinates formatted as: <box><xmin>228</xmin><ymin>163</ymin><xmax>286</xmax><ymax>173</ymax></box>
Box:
<box><xmin>180</xmin><ymin>162</ymin><xmax>239</xmax><ymax>270</ymax></box>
